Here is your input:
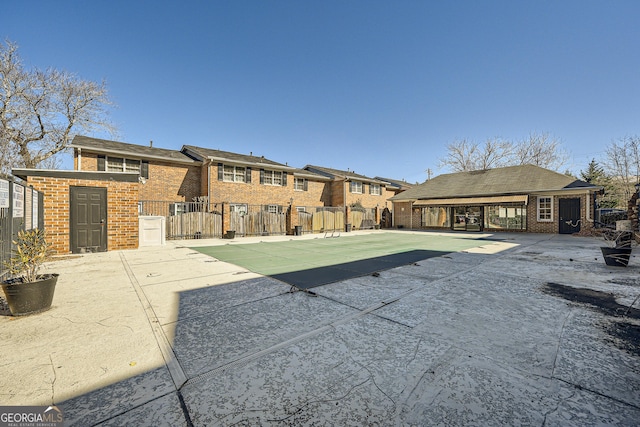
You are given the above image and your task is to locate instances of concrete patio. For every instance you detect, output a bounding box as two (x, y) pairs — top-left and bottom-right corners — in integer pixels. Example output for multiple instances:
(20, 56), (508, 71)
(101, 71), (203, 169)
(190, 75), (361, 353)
(1, 230), (639, 426)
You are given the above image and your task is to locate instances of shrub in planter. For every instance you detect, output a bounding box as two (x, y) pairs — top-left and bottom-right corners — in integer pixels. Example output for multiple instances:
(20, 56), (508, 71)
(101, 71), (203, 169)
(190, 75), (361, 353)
(1, 228), (58, 316)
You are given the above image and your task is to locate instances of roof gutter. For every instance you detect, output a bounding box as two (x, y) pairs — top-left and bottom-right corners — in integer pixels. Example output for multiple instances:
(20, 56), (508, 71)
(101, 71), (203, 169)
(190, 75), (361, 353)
(71, 144), (198, 165)
(206, 155), (297, 171)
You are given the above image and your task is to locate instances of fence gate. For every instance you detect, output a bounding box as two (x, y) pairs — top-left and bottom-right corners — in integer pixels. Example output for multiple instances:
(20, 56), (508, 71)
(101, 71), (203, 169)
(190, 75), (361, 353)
(230, 204), (286, 237)
(352, 207), (376, 230)
(298, 207), (345, 234)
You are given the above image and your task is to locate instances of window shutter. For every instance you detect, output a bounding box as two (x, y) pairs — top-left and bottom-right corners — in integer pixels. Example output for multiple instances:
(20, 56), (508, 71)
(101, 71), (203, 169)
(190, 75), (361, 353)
(97, 155), (105, 171)
(246, 167), (252, 183)
(303, 179), (308, 191)
(141, 161), (149, 179)
(260, 169), (265, 184)
(282, 172), (287, 186)
(218, 163), (223, 181)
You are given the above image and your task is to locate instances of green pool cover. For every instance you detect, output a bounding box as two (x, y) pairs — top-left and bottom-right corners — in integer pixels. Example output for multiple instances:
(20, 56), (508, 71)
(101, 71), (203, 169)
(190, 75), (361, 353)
(191, 233), (486, 289)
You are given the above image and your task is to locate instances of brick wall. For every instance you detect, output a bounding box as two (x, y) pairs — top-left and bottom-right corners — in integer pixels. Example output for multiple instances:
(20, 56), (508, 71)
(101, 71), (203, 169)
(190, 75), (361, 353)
(208, 164), (328, 208)
(344, 182), (389, 209)
(26, 176), (139, 254)
(527, 194), (594, 233)
(78, 151), (201, 202)
(393, 202), (414, 228)
(394, 193), (595, 234)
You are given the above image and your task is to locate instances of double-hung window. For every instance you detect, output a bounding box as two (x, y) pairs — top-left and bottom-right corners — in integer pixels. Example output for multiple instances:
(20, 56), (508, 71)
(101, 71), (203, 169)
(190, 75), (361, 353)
(294, 178), (307, 191)
(537, 197), (553, 221)
(223, 165), (246, 183)
(370, 184), (381, 195)
(100, 155), (148, 178)
(263, 170), (283, 186)
(350, 181), (363, 194)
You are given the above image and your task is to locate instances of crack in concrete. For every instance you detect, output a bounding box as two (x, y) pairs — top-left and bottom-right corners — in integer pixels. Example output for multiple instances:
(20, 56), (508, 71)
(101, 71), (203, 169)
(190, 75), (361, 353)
(541, 389), (576, 426)
(48, 354), (56, 405)
(266, 376), (372, 423)
(551, 309), (573, 378)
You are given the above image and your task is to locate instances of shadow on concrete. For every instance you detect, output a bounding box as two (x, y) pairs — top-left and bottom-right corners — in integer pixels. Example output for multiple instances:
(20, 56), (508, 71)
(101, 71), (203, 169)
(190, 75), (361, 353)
(271, 249), (450, 289)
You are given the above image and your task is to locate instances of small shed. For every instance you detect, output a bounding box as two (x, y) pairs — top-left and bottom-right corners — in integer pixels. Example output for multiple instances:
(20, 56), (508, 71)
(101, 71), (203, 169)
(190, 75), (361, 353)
(13, 169), (140, 254)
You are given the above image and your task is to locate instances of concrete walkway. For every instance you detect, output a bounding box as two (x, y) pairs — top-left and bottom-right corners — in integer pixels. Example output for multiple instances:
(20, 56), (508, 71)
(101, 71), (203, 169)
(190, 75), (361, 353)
(1, 230), (639, 426)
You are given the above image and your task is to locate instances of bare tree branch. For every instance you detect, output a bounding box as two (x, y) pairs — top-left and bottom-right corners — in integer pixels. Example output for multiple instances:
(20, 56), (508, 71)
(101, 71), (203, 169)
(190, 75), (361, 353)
(0, 39), (115, 175)
(438, 132), (567, 173)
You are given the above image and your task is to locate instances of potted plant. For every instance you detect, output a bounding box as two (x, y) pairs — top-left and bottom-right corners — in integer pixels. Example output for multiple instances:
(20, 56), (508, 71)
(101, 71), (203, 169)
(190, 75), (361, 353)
(1, 228), (58, 316)
(600, 229), (633, 267)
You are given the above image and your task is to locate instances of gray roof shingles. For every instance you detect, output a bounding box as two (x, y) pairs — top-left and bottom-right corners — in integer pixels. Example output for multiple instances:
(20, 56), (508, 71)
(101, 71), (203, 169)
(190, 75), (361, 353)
(71, 135), (197, 163)
(391, 165), (599, 201)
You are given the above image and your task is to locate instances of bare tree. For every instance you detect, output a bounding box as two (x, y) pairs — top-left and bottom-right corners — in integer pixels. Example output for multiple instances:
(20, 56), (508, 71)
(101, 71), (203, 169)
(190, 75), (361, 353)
(0, 40), (115, 176)
(477, 138), (512, 170)
(604, 136), (640, 203)
(439, 138), (512, 172)
(510, 132), (568, 171)
(439, 132), (567, 173)
(438, 139), (478, 172)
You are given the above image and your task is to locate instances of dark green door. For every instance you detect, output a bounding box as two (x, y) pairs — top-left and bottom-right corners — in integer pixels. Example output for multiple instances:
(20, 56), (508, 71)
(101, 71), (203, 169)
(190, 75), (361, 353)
(70, 186), (107, 253)
(559, 198), (581, 234)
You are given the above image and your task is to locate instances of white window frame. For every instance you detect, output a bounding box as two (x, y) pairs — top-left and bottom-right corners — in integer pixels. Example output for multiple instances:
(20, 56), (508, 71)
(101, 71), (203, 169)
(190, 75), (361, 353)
(350, 181), (363, 194)
(294, 177), (306, 191)
(230, 203), (248, 215)
(296, 206), (306, 213)
(537, 196), (553, 222)
(370, 184), (381, 195)
(106, 156), (140, 173)
(263, 170), (283, 186)
(224, 165), (246, 183)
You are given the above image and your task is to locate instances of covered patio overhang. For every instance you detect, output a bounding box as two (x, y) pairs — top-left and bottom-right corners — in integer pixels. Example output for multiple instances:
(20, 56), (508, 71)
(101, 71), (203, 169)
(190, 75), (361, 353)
(412, 195), (528, 206)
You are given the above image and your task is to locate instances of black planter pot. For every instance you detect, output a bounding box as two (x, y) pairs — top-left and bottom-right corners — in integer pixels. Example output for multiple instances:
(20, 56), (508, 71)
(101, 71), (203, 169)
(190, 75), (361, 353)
(601, 247), (632, 267)
(1, 274), (59, 316)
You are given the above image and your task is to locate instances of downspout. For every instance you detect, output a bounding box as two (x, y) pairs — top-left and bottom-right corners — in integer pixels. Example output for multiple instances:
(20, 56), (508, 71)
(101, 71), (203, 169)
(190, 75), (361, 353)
(207, 159), (211, 211)
(77, 147), (81, 170)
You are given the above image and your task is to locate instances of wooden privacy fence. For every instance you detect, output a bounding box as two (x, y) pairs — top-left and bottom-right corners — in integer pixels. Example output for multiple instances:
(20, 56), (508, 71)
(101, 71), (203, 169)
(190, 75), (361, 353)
(167, 211), (222, 239)
(351, 207), (376, 229)
(139, 200), (222, 239)
(299, 207), (345, 233)
(230, 205), (286, 236)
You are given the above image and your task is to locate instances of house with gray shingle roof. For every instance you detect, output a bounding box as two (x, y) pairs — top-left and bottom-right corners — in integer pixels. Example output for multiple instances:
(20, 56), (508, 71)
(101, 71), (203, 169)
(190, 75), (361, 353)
(390, 164), (601, 233)
(303, 165), (400, 209)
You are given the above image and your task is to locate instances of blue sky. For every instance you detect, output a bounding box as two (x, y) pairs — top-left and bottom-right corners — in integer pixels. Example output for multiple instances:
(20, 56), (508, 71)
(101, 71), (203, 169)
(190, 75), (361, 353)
(3, 1), (639, 183)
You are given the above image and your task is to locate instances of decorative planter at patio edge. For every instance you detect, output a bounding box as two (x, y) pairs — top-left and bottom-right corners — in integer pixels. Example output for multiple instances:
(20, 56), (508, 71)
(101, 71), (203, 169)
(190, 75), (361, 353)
(600, 247), (632, 267)
(1, 273), (59, 316)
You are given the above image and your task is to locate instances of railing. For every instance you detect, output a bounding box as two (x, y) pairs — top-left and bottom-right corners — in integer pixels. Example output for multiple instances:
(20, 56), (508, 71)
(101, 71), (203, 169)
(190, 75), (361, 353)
(595, 209), (627, 229)
(0, 177), (44, 280)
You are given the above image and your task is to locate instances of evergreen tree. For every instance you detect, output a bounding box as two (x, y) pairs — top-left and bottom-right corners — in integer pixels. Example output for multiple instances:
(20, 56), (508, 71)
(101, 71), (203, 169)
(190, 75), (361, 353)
(580, 159), (618, 208)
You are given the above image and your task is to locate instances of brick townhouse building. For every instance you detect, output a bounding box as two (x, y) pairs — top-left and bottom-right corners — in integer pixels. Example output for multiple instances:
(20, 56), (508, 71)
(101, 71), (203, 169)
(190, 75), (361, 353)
(14, 136), (407, 253)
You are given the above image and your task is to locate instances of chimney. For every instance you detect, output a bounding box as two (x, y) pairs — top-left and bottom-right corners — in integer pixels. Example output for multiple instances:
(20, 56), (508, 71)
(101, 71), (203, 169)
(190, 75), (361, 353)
(149, 140), (153, 148)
